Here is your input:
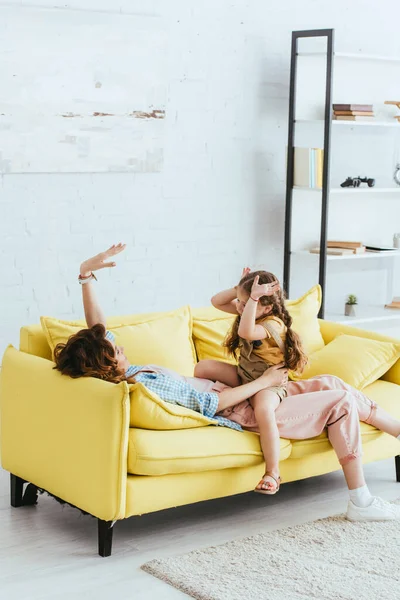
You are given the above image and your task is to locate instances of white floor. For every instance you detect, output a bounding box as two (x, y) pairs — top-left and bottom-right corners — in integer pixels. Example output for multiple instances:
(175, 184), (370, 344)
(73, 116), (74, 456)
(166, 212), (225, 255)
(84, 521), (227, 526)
(0, 459), (399, 600)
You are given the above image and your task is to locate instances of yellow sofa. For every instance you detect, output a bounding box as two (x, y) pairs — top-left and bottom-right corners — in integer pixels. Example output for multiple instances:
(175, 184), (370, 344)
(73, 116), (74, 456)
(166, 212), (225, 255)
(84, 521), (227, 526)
(1, 294), (400, 557)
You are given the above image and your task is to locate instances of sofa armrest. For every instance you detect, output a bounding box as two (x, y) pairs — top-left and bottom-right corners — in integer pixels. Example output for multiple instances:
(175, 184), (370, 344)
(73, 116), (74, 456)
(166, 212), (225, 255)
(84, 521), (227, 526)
(0, 346), (130, 521)
(318, 319), (400, 385)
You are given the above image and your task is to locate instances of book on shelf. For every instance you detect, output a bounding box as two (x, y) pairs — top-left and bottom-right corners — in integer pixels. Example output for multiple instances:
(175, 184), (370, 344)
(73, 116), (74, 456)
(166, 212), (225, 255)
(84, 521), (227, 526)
(333, 115), (375, 121)
(309, 247), (361, 256)
(333, 104), (373, 112)
(294, 147), (323, 188)
(334, 110), (375, 116)
(366, 245), (398, 252)
(385, 297), (400, 309)
(327, 241), (364, 249)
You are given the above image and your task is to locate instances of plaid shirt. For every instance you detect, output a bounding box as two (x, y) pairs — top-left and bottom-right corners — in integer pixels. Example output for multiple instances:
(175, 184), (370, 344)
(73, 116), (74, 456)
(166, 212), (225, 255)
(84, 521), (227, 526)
(106, 331), (242, 431)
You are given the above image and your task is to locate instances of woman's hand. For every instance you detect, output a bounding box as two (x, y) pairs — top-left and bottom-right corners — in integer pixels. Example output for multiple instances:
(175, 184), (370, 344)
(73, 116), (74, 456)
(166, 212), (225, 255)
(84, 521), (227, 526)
(250, 275), (280, 301)
(259, 363), (288, 388)
(80, 243), (126, 277)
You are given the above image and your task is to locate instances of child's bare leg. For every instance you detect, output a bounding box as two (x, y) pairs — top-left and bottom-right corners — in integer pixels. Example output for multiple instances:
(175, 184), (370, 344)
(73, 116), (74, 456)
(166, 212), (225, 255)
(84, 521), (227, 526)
(251, 390), (281, 493)
(194, 359), (240, 387)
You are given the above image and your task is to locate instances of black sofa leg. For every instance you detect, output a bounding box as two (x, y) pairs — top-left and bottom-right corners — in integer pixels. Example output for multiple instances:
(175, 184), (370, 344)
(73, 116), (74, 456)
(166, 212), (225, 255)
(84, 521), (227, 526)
(98, 519), (114, 557)
(10, 474), (25, 507)
(10, 474), (38, 507)
(396, 455), (400, 483)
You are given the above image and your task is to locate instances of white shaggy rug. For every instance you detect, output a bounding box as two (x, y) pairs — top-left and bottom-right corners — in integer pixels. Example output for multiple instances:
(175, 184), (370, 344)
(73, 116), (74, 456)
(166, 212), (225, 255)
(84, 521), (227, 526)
(142, 500), (400, 600)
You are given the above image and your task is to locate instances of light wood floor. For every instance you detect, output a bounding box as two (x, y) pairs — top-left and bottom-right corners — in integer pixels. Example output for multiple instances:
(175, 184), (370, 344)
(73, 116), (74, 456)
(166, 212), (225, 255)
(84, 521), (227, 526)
(0, 459), (399, 600)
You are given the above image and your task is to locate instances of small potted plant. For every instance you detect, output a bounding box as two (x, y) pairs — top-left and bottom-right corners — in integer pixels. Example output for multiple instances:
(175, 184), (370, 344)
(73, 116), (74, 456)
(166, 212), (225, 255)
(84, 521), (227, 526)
(345, 294), (358, 317)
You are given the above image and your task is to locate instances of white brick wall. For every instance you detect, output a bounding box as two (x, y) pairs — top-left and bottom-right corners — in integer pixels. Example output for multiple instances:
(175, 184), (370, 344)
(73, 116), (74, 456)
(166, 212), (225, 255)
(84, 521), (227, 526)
(1, 0), (400, 354)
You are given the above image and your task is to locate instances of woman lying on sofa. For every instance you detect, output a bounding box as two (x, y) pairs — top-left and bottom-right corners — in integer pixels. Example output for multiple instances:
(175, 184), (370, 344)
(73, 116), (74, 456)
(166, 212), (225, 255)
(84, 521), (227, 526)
(54, 244), (400, 522)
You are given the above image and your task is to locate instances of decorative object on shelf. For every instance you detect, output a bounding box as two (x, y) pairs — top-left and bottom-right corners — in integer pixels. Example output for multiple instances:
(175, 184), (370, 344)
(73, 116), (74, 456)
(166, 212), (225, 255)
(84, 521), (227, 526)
(333, 104), (374, 121)
(385, 296), (400, 309)
(340, 176), (375, 188)
(393, 233), (400, 248)
(394, 164), (400, 186)
(384, 100), (400, 122)
(345, 294), (358, 317)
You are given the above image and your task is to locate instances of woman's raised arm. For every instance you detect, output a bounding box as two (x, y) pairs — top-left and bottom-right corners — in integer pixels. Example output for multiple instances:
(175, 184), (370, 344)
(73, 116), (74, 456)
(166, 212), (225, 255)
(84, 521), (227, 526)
(79, 243), (126, 328)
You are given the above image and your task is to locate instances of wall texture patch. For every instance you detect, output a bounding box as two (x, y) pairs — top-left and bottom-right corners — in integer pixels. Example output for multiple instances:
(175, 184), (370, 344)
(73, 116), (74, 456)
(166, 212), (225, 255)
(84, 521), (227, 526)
(0, 8), (166, 173)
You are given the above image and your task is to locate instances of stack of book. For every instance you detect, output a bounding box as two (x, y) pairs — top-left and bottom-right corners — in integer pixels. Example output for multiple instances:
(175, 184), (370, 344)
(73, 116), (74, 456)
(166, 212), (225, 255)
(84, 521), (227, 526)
(333, 104), (374, 122)
(309, 241), (366, 256)
(386, 297), (400, 310)
(294, 147), (324, 188)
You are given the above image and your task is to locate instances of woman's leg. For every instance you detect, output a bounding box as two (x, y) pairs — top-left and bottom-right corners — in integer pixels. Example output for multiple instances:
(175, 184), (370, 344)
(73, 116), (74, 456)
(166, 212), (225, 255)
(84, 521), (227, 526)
(194, 359), (240, 387)
(288, 375), (400, 437)
(251, 391), (281, 493)
(342, 457), (365, 489)
(277, 389), (362, 465)
(276, 388), (400, 519)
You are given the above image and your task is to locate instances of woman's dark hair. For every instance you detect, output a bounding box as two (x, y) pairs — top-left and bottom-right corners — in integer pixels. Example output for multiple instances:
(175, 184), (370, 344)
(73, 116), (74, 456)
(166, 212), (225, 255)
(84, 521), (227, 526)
(225, 270), (308, 373)
(53, 323), (127, 383)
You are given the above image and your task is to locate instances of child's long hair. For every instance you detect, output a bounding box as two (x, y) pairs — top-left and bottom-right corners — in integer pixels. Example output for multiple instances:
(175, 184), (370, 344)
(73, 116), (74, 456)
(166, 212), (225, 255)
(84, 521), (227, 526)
(225, 270), (308, 373)
(53, 323), (128, 383)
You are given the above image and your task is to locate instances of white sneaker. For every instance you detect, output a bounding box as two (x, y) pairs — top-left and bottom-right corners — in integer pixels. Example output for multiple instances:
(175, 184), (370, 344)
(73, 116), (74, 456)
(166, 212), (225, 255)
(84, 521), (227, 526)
(347, 497), (400, 522)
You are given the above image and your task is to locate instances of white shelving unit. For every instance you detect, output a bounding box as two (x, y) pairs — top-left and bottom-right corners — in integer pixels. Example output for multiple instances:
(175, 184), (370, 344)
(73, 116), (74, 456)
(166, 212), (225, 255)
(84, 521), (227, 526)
(288, 37), (400, 327)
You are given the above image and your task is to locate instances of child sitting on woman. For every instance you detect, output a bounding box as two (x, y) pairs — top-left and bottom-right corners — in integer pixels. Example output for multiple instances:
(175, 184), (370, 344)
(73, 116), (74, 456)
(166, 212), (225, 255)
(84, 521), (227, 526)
(195, 269), (307, 495)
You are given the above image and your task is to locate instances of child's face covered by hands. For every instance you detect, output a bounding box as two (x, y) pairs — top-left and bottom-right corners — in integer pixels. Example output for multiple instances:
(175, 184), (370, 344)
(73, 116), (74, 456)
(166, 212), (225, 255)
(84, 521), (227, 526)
(236, 286), (272, 318)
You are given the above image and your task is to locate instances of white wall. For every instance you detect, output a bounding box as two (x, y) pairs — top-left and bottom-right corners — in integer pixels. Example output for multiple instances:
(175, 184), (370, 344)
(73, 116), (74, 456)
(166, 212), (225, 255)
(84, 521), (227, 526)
(1, 0), (400, 354)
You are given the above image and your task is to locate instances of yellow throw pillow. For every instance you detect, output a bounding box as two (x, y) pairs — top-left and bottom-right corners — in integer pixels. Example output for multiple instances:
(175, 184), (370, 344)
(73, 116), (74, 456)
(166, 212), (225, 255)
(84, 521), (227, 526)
(41, 306), (197, 376)
(192, 285), (325, 364)
(191, 306), (237, 364)
(285, 285), (325, 354)
(129, 382), (217, 429)
(300, 334), (400, 389)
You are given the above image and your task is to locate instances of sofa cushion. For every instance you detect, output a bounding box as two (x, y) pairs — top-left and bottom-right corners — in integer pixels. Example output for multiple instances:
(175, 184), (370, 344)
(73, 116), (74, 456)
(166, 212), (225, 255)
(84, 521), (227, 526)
(20, 324), (52, 360)
(289, 379), (400, 459)
(191, 307), (237, 364)
(127, 427), (292, 476)
(192, 285), (325, 363)
(40, 306), (197, 376)
(285, 285), (325, 354)
(300, 334), (400, 390)
(129, 382), (218, 429)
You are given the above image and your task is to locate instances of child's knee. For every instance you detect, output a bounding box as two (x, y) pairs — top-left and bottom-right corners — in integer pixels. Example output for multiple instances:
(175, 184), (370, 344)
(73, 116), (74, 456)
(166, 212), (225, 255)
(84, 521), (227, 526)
(252, 392), (280, 413)
(194, 360), (211, 378)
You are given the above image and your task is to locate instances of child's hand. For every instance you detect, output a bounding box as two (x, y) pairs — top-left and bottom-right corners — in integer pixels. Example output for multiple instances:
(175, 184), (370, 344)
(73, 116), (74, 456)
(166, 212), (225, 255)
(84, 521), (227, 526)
(251, 275), (280, 300)
(80, 243), (126, 276)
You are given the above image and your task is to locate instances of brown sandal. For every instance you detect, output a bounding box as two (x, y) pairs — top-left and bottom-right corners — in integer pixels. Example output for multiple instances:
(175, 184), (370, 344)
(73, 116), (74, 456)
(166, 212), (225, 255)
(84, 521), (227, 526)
(254, 474), (281, 495)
